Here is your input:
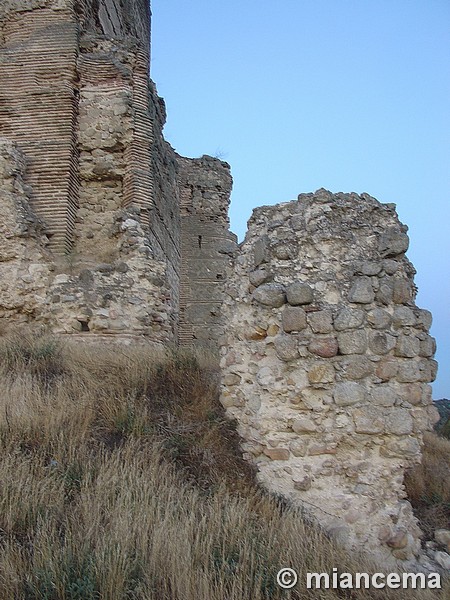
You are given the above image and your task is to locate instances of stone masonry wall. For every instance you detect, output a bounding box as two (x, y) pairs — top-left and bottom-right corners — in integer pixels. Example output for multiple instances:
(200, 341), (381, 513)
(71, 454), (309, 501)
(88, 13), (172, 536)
(0, 139), (52, 327)
(220, 189), (438, 567)
(0, 0), (182, 342)
(0, 0), (442, 568)
(0, 0), (79, 254)
(178, 155), (237, 346)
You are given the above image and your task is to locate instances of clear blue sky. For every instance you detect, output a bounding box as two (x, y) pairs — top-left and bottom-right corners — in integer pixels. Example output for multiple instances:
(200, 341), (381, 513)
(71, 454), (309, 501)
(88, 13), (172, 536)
(151, 0), (450, 399)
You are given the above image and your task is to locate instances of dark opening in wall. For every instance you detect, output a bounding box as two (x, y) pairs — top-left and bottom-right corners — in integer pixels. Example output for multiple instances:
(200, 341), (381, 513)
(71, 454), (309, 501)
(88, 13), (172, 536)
(77, 319), (90, 332)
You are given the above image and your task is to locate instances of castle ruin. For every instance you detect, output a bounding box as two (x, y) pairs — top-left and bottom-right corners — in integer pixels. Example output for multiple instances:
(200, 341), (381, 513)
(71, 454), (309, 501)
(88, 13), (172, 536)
(0, 0), (439, 568)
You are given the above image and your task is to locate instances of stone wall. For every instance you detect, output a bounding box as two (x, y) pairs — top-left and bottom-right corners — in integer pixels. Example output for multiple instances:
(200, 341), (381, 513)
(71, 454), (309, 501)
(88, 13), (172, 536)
(178, 155), (237, 346)
(219, 189), (438, 566)
(0, 0), (183, 341)
(0, 139), (52, 327)
(0, 0), (79, 253)
(0, 0), (442, 568)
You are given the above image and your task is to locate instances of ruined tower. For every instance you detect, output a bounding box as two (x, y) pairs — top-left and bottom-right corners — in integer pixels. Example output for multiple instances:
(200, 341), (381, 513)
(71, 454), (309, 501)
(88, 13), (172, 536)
(0, 0), (235, 344)
(0, 0), (440, 569)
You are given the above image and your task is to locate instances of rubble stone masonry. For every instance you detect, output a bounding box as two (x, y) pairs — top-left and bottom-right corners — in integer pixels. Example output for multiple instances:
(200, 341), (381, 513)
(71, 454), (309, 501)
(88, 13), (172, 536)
(0, 0), (440, 568)
(219, 190), (439, 566)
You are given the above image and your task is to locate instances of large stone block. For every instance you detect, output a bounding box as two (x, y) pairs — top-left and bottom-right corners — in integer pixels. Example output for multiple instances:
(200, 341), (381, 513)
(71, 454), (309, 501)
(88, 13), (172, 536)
(348, 277), (375, 303)
(252, 283), (286, 307)
(334, 308), (365, 331)
(334, 382), (366, 406)
(307, 309), (333, 333)
(337, 330), (368, 355)
(285, 281), (314, 305)
(282, 306), (307, 332)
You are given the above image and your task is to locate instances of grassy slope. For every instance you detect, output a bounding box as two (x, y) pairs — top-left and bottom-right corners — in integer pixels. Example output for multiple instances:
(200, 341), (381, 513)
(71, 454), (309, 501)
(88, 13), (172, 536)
(0, 332), (447, 599)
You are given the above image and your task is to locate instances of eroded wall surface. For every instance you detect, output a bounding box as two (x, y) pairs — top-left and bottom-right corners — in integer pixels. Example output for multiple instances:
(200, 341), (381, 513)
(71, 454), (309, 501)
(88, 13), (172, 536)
(178, 155), (237, 346)
(0, 0), (185, 342)
(220, 189), (438, 566)
(0, 0), (79, 254)
(0, 1), (442, 568)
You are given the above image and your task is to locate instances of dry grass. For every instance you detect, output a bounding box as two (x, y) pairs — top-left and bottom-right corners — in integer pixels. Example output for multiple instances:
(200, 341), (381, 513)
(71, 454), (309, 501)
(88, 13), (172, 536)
(0, 331), (447, 599)
(404, 432), (450, 539)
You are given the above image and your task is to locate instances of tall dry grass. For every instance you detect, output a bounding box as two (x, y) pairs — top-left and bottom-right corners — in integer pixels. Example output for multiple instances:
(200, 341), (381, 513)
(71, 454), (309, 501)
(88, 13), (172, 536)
(0, 331), (447, 599)
(404, 432), (450, 539)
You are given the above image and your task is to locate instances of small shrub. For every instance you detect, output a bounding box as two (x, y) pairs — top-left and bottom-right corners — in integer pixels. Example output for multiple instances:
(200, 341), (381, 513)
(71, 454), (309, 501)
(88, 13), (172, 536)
(0, 330), (65, 384)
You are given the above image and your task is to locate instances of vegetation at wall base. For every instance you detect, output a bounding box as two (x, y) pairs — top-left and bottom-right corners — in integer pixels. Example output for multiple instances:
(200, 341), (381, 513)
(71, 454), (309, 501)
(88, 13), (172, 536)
(404, 433), (450, 540)
(0, 331), (447, 599)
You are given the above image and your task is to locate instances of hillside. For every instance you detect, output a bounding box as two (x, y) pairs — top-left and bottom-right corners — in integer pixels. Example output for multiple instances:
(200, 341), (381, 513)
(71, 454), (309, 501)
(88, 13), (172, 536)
(0, 332), (448, 599)
(434, 399), (450, 438)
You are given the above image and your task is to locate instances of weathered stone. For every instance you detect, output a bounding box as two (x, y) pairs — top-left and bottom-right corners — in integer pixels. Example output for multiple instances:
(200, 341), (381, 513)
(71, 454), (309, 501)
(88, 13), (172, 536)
(223, 373), (241, 386)
(249, 267), (272, 287)
(395, 361), (419, 383)
(380, 438), (420, 458)
(337, 330), (368, 355)
(334, 382), (366, 406)
(301, 388), (332, 410)
(385, 408), (413, 435)
(415, 309), (432, 330)
(293, 475), (312, 491)
(419, 335), (436, 358)
(244, 326), (267, 340)
(348, 277), (374, 303)
(274, 335), (299, 361)
(266, 323), (280, 336)
(308, 337), (338, 358)
(282, 306), (307, 332)
(393, 279), (413, 304)
(359, 261), (382, 276)
(308, 443), (337, 456)
(256, 367), (274, 387)
(273, 243), (296, 260)
(253, 234), (270, 266)
(340, 357), (374, 380)
(379, 228), (409, 257)
(435, 530), (450, 553)
(308, 363), (335, 384)
(369, 331), (396, 355)
(382, 259), (399, 274)
(386, 529), (409, 549)
(375, 358), (398, 381)
(367, 308), (392, 330)
(220, 392), (244, 409)
(264, 447), (290, 460)
(370, 385), (397, 407)
(252, 283), (286, 307)
(397, 383), (423, 406)
(376, 277), (394, 304)
(334, 308), (365, 331)
(353, 406), (385, 434)
(285, 282), (314, 305)
(289, 440), (308, 457)
(307, 309), (333, 333)
(292, 417), (318, 434)
(394, 335), (420, 358)
(392, 306), (415, 327)
(420, 359), (438, 383)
